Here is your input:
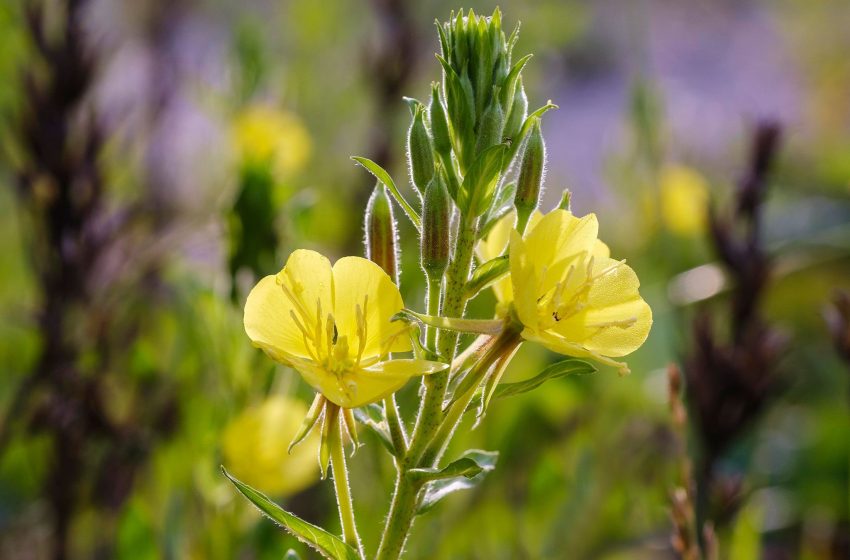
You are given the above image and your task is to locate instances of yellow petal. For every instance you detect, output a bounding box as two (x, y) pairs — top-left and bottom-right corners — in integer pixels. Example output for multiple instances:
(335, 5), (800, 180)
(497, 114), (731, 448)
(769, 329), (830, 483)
(522, 330), (633, 375)
(592, 239), (610, 259)
(549, 258), (652, 357)
(244, 275), (312, 362)
(524, 210), (598, 272)
(509, 230), (541, 330)
(277, 249), (334, 318)
(476, 210), (544, 305)
(331, 256), (411, 359)
(347, 359), (446, 408)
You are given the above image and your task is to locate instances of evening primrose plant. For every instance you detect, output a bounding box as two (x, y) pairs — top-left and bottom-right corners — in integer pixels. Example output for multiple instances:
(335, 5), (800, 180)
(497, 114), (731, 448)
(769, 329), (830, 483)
(222, 10), (652, 560)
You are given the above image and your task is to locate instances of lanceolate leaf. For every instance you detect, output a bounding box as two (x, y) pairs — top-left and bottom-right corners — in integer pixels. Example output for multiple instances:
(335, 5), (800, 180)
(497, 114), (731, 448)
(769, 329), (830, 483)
(465, 358), (597, 415)
(407, 456), (485, 485)
(351, 157), (422, 231)
(458, 143), (507, 217)
(416, 450), (499, 514)
(465, 255), (509, 298)
(221, 468), (360, 560)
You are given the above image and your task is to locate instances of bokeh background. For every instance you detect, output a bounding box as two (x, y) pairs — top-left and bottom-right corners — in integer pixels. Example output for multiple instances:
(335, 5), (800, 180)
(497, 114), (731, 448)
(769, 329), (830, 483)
(1, 0), (848, 558)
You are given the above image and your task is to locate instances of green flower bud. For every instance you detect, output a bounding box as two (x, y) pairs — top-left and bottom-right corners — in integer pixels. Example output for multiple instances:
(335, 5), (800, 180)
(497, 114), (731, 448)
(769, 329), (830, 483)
(364, 183), (398, 282)
(429, 82), (452, 158)
(514, 119), (545, 234)
(407, 105), (435, 194)
(503, 79), (528, 143)
(474, 95), (504, 157)
(420, 170), (451, 280)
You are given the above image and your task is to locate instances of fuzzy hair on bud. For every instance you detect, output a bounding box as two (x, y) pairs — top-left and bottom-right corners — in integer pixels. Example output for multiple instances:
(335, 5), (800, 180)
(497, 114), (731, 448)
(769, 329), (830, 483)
(364, 183), (400, 282)
(420, 170), (451, 280)
(407, 104), (435, 195)
(514, 118), (546, 234)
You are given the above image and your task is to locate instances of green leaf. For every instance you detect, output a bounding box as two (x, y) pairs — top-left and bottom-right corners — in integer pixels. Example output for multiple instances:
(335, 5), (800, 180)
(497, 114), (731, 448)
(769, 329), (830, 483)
(408, 456), (485, 485)
(392, 309), (504, 336)
(465, 255), (509, 298)
(505, 101), (558, 171)
(352, 404), (395, 456)
(221, 467), (360, 560)
(351, 157), (421, 231)
(469, 359), (596, 413)
(499, 54), (532, 110)
(457, 143), (507, 217)
(416, 450), (499, 514)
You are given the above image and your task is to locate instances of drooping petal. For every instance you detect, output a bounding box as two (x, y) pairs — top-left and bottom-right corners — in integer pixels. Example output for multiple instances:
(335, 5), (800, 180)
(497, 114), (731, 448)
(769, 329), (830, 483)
(332, 256), (411, 360)
(244, 275), (313, 362)
(346, 359), (447, 408)
(522, 329), (632, 375)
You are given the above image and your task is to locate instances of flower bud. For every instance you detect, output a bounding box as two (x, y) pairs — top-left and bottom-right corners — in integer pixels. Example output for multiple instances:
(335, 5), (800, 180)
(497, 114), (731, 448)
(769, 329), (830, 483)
(429, 82), (452, 158)
(420, 170), (451, 280)
(503, 79), (527, 143)
(364, 183), (398, 282)
(514, 118), (545, 234)
(407, 105), (435, 194)
(474, 95), (504, 157)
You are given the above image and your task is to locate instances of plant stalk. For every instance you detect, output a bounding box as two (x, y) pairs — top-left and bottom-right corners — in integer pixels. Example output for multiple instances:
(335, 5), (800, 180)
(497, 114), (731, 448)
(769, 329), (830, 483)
(330, 414), (363, 557)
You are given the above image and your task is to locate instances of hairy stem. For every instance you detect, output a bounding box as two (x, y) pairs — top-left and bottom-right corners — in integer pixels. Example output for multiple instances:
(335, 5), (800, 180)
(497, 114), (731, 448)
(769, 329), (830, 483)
(330, 415), (363, 557)
(406, 218), (478, 466)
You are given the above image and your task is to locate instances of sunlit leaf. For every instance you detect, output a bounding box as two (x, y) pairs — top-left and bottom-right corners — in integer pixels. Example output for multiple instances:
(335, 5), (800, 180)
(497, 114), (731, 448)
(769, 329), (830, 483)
(351, 157), (421, 230)
(416, 450), (499, 514)
(221, 467), (360, 560)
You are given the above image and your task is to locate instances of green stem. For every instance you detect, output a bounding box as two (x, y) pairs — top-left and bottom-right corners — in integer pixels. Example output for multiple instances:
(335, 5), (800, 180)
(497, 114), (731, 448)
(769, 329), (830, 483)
(374, 475), (420, 560)
(421, 325), (522, 466)
(406, 218), (479, 466)
(384, 394), (407, 457)
(330, 415), (363, 557)
(424, 276), (442, 357)
(375, 325), (522, 559)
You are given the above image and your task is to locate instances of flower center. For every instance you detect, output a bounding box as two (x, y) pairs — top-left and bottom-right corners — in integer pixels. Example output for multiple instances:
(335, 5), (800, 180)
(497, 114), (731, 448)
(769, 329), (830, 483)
(279, 279), (371, 374)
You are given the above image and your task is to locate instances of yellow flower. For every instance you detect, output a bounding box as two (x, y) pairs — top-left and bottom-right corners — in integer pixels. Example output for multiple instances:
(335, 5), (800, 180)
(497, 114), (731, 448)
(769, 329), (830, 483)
(476, 210), (542, 307)
(221, 396), (319, 496)
(232, 104), (312, 176)
(659, 164), (709, 237)
(509, 210), (652, 374)
(244, 249), (445, 408)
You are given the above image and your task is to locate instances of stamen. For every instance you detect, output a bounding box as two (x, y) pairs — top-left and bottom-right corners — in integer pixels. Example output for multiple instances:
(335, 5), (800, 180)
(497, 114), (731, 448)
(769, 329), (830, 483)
(325, 313), (335, 363)
(290, 310), (319, 361)
(355, 303), (366, 366)
(279, 280), (313, 328)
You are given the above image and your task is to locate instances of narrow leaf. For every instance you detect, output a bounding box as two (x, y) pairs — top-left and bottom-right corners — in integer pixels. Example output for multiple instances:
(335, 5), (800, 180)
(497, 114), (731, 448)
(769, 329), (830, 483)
(392, 309), (504, 336)
(351, 157), (421, 231)
(466, 358), (597, 414)
(222, 468), (360, 560)
(416, 450), (499, 514)
(465, 255), (509, 298)
(407, 456), (484, 485)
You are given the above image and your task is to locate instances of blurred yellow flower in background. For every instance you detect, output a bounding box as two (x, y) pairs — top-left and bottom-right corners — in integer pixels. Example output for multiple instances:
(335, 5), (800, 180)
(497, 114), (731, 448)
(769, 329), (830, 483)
(221, 395), (319, 496)
(659, 164), (710, 237)
(509, 210), (652, 374)
(244, 250), (445, 408)
(232, 104), (312, 176)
